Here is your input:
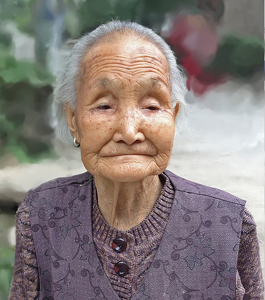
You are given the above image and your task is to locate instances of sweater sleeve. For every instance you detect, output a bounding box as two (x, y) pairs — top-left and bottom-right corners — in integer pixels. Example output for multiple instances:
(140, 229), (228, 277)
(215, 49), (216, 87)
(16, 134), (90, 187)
(237, 207), (264, 299)
(8, 200), (39, 300)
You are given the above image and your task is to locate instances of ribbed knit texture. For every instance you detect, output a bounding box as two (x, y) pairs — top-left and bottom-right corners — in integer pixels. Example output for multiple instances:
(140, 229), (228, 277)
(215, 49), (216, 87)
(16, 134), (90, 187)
(92, 173), (175, 299)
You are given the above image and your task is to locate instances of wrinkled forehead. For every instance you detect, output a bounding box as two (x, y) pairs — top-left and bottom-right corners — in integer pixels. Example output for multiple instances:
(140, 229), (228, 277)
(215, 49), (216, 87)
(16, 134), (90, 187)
(83, 29), (169, 62)
(77, 32), (170, 89)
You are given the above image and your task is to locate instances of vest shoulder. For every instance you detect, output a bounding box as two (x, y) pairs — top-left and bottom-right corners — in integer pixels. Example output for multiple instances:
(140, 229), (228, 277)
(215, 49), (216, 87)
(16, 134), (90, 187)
(165, 169), (246, 206)
(30, 172), (93, 193)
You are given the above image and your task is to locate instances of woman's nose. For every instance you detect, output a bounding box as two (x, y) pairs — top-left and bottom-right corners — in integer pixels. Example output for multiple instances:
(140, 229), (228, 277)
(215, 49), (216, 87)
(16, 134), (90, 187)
(113, 109), (145, 145)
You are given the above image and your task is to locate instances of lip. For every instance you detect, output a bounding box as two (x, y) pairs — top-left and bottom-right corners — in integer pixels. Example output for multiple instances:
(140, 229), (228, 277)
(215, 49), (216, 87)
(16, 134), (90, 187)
(103, 154), (153, 157)
(100, 145), (157, 157)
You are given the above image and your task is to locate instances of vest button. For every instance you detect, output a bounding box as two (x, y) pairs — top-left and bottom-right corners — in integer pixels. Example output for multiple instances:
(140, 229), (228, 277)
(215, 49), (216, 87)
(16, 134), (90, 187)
(112, 237), (127, 253)
(114, 262), (129, 277)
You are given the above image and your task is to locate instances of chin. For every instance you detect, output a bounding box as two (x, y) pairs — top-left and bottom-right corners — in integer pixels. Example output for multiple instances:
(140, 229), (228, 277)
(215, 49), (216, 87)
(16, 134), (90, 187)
(96, 162), (161, 183)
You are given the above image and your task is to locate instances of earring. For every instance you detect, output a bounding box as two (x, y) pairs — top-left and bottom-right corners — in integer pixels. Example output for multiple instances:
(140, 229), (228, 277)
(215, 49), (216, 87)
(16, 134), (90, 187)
(73, 137), (80, 148)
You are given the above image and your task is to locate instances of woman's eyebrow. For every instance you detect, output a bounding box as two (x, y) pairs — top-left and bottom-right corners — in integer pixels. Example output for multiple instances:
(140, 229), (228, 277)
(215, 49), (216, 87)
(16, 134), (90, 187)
(137, 77), (168, 90)
(91, 76), (167, 92)
(92, 77), (123, 90)
(150, 77), (164, 87)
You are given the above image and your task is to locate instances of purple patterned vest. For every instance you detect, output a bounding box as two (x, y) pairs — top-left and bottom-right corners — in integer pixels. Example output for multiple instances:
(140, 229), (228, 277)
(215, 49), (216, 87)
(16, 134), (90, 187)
(28, 170), (245, 300)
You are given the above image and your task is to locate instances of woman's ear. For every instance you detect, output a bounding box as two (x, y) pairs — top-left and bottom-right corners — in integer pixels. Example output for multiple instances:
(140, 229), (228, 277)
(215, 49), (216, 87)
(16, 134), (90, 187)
(64, 104), (79, 140)
(173, 102), (179, 120)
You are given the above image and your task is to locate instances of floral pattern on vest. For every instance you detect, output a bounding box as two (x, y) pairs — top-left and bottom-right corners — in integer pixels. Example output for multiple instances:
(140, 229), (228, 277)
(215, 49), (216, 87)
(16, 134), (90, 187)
(28, 170), (245, 300)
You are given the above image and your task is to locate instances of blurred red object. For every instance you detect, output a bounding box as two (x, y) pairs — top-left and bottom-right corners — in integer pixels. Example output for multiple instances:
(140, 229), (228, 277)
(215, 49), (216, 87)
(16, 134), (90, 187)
(166, 14), (226, 95)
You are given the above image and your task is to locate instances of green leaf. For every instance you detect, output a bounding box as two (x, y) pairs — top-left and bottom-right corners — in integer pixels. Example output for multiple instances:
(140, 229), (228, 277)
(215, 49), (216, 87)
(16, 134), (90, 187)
(114, 0), (141, 20)
(0, 247), (15, 299)
(207, 35), (264, 78)
(142, 0), (195, 15)
(78, 0), (115, 33)
(0, 55), (54, 86)
(0, 31), (12, 49)
(64, 8), (80, 36)
(0, 247), (15, 269)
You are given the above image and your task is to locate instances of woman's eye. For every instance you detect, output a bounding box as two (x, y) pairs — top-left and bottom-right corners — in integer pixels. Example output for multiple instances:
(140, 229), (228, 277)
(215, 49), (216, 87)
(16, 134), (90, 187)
(147, 106), (159, 111)
(98, 105), (111, 110)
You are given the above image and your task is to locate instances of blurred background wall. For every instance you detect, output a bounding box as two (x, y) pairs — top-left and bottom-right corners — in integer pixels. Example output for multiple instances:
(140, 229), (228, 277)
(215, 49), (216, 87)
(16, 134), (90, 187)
(0, 0), (263, 298)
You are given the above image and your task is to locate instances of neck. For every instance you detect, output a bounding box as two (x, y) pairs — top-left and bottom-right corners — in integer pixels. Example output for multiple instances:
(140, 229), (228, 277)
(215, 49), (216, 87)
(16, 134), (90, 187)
(94, 175), (162, 231)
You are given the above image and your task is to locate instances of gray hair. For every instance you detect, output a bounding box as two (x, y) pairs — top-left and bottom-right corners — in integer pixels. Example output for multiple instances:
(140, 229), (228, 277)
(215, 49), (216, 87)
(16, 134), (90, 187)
(54, 20), (187, 144)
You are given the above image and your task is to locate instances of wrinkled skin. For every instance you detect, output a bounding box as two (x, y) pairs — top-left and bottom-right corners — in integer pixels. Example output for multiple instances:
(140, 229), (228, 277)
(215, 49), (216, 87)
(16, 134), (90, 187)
(65, 34), (178, 230)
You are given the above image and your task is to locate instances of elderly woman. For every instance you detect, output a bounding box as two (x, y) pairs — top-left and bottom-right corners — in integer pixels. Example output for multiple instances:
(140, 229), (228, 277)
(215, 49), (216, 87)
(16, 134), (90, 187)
(9, 21), (263, 300)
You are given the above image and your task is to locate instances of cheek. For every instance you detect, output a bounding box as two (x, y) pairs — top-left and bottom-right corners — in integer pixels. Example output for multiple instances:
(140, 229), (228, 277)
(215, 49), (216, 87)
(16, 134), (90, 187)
(144, 118), (175, 152)
(77, 115), (114, 151)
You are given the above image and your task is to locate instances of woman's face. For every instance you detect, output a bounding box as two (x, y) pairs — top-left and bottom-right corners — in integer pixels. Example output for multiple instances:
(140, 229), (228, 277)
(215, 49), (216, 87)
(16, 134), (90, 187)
(65, 36), (178, 182)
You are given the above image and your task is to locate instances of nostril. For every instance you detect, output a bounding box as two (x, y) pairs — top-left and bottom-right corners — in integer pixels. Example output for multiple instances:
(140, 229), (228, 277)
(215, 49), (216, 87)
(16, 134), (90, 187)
(117, 140), (142, 145)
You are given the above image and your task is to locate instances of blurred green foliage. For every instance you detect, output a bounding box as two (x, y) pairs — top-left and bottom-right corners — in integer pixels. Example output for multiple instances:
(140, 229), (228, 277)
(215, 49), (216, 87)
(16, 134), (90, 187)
(0, 35), (55, 162)
(0, 0), (55, 163)
(0, 246), (15, 300)
(0, 0), (36, 37)
(76, 0), (196, 34)
(207, 35), (264, 78)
